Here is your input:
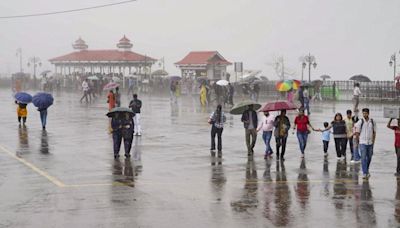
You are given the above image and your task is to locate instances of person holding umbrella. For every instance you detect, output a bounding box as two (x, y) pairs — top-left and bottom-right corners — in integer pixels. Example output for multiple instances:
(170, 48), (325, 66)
(32, 92), (53, 130)
(241, 105), (258, 156)
(108, 108), (135, 159)
(274, 110), (291, 161)
(14, 92), (32, 126)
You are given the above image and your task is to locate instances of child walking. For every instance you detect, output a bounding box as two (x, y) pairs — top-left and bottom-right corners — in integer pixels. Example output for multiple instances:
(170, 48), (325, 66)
(317, 122), (331, 157)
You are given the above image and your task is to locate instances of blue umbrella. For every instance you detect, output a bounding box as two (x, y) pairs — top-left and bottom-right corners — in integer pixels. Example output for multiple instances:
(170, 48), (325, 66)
(32, 92), (54, 109)
(14, 92), (32, 104)
(169, 75), (182, 81)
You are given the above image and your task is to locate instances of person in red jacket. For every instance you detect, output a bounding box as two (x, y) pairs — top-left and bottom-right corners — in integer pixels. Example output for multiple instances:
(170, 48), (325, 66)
(293, 108), (315, 158)
(387, 118), (400, 177)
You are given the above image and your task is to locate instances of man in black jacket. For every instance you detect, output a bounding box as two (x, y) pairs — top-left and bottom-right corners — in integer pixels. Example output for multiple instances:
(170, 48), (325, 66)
(241, 105), (258, 156)
(129, 94), (142, 136)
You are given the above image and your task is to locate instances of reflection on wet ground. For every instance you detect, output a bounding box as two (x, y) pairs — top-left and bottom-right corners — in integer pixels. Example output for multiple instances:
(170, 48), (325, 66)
(0, 90), (400, 227)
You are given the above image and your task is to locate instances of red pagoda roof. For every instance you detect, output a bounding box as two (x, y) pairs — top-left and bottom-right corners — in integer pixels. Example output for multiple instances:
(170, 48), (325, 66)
(49, 50), (156, 62)
(175, 51), (231, 66)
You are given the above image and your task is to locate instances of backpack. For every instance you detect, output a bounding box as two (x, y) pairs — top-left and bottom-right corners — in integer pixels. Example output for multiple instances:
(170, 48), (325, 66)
(359, 118), (375, 133)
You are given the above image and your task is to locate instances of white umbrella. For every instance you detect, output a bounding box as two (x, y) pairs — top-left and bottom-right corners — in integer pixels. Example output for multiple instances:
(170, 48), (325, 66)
(216, 79), (229, 86)
(88, 75), (99, 80)
(112, 76), (121, 82)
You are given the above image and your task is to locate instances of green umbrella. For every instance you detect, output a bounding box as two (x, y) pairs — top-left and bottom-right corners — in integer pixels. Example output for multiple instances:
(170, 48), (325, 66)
(106, 107), (134, 117)
(230, 100), (261, 115)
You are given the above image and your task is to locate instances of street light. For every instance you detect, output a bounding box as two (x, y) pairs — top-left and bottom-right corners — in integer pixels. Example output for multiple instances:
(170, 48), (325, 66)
(301, 62), (307, 81)
(389, 52), (398, 80)
(27, 56), (41, 89)
(302, 53), (317, 82)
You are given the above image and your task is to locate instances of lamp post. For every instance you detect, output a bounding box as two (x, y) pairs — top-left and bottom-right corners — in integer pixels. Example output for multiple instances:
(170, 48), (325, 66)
(302, 53), (317, 82)
(27, 56), (41, 89)
(389, 52), (398, 80)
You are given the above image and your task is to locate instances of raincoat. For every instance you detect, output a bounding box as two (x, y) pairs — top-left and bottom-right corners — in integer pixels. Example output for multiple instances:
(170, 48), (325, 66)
(17, 103), (27, 117)
(200, 85), (207, 106)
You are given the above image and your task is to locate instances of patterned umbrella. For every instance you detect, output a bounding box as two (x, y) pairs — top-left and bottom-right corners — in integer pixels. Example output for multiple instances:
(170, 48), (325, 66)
(103, 82), (120, 91)
(258, 100), (298, 112)
(32, 92), (53, 109)
(292, 80), (302, 90)
(276, 80), (292, 92)
(14, 92), (32, 104)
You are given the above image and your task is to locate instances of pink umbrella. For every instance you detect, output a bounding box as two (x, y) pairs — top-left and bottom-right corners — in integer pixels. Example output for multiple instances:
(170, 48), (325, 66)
(258, 100), (298, 112)
(103, 82), (120, 91)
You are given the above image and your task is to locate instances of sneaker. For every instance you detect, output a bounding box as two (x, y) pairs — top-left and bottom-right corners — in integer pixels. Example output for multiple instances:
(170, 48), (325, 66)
(362, 174), (368, 179)
(367, 173), (371, 178)
(210, 150), (216, 157)
(280, 156), (285, 161)
(125, 153), (131, 158)
(350, 160), (355, 164)
(217, 151), (222, 158)
(137, 133), (142, 136)
(354, 160), (361, 164)
(114, 154), (120, 159)
(337, 157), (341, 160)
(264, 154), (268, 160)
(324, 152), (328, 157)
(301, 154), (305, 158)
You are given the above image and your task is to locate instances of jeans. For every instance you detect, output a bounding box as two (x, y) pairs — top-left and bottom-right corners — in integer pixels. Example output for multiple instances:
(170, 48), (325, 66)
(353, 139), (361, 161)
(304, 99), (310, 115)
(262, 131), (273, 155)
(296, 131), (308, 154)
(323, 140), (329, 153)
(40, 110), (47, 128)
(245, 129), (257, 153)
(211, 126), (223, 151)
(345, 137), (354, 159)
(334, 138), (347, 158)
(360, 144), (374, 175)
(276, 136), (288, 158)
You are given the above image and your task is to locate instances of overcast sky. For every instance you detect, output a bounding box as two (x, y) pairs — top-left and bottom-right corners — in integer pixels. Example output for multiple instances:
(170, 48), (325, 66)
(1, 0), (400, 80)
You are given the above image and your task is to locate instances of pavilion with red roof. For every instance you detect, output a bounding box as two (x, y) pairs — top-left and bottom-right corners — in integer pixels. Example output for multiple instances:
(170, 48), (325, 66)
(49, 36), (157, 77)
(175, 51), (231, 80)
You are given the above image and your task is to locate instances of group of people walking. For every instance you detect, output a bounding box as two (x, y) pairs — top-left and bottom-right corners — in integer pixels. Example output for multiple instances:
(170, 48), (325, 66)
(208, 101), (400, 180)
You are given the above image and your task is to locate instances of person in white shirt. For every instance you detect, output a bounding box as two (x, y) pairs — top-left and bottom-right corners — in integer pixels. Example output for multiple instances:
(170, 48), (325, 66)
(354, 108), (376, 179)
(257, 111), (275, 160)
(353, 83), (362, 112)
(80, 79), (89, 103)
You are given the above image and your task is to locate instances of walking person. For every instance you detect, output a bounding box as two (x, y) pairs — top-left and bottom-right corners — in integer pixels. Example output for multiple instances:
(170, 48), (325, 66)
(129, 94), (142, 136)
(344, 110), (358, 162)
(227, 83), (235, 106)
(241, 105), (258, 156)
(200, 83), (208, 106)
(257, 111), (275, 160)
(107, 90), (116, 111)
(303, 87), (311, 115)
(293, 108), (315, 158)
(273, 109), (290, 161)
(111, 112), (135, 159)
(38, 107), (48, 130)
(353, 83), (362, 112)
(321, 113), (348, 160)
(115, 87), (121, 107)
(316, 122), (331, 157)
(208, 104), (226, 157)
(16, 101), (28, 126)
(354, 108), (376, 179)
(387, 118), (400, 177)
(80, 79), (89, 103)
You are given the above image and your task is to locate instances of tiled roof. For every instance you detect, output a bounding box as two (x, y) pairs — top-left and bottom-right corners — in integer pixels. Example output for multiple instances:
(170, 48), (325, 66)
(49, 50), (156, 62)
(175, 51), (231, 65)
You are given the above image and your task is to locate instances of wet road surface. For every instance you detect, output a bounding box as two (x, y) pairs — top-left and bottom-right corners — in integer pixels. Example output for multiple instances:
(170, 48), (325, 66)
(0, 89), (399, 227)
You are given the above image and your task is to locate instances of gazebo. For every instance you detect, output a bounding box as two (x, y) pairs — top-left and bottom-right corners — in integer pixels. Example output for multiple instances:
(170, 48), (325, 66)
(175, 51), (231, 80)
(49, 36), (157, 86)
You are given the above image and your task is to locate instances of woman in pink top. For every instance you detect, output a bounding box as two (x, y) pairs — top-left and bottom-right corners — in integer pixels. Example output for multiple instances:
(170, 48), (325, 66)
(257, 111), (275, 159)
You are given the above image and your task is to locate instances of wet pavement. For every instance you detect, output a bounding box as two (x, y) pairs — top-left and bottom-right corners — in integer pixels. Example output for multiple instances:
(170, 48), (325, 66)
(0, 89), (400, 227)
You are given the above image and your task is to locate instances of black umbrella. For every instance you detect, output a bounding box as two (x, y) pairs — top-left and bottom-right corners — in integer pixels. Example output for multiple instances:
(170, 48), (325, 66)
(349, 74), (371, 82)
(320, 75), (331, 80)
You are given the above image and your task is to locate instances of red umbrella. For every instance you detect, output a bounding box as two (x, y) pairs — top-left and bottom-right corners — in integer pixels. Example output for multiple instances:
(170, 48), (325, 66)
(258, 100), (298, 112)
(103, 82), (120, 91)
